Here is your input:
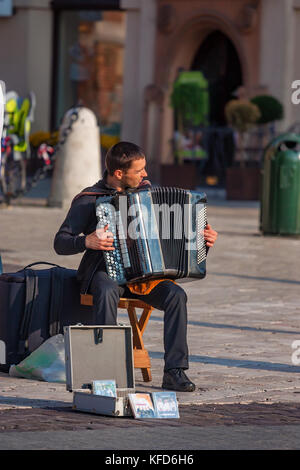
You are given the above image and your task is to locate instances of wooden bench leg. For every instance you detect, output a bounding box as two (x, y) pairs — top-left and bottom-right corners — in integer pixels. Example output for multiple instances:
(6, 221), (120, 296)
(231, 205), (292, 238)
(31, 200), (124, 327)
(127, 305), (153, 382)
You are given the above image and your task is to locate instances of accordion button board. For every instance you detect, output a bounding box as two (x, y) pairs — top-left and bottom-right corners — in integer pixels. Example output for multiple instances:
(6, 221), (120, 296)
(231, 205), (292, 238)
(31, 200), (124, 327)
(96, 202), (128, 285)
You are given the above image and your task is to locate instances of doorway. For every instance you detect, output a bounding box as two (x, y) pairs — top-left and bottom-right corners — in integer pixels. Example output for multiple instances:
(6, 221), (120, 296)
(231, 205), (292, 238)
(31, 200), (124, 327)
(190, 30), (243, 185)
(191, 30), (243, 125)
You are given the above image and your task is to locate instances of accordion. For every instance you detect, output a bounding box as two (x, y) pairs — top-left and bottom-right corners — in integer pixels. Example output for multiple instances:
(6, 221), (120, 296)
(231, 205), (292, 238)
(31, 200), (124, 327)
(95, 187), (207, 285)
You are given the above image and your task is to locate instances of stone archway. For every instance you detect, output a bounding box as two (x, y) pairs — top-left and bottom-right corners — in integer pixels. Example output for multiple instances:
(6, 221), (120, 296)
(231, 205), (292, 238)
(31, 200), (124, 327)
(154, 11), (249, 167)
(191, 30), (243, 126)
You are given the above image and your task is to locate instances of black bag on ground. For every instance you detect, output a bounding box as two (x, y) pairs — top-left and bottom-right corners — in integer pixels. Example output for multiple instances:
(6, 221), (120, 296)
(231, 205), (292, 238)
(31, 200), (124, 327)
(0, 262), (94, 370)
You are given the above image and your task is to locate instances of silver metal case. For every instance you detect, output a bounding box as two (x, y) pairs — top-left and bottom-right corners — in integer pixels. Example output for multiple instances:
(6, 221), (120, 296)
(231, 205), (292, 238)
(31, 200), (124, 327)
(64, 325), (135, 417)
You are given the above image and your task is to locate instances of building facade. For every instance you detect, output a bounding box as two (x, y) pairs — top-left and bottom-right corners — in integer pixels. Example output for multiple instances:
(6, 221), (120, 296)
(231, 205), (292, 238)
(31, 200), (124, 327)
(126, 0), (300, 183)
(0, 0), (300, 187)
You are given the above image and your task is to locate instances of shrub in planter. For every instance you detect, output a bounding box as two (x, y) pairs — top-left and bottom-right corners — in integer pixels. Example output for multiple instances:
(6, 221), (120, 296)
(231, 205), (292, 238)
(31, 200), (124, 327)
(170, 71), (209, 164)
(225, 99), (261, 166)
(250, 95), (283, 124)
(171, 81), (209, 129)
(225, 99), (261, 133)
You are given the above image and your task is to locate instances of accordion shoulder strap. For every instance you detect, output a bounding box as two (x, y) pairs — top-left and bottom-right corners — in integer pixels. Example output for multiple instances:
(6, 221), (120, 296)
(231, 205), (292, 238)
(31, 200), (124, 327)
(76, 191), (106, 197)
(72, 180), (151, 204)
(72, 190), (108, 204)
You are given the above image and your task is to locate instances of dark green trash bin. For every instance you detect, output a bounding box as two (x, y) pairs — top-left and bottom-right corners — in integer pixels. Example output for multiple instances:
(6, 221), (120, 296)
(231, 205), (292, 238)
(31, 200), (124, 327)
(260, 133), (300, 235)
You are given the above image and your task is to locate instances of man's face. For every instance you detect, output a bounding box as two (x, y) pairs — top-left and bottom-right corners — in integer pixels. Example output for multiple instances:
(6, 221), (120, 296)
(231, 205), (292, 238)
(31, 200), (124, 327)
(119, 157), (148, 189)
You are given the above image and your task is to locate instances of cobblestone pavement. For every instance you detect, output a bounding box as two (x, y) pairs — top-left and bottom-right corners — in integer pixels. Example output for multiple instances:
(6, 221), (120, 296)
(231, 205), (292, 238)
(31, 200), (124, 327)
(0, 181), (300, 449)
(2, 402), (300, 432)
(1, 403), (300, 450)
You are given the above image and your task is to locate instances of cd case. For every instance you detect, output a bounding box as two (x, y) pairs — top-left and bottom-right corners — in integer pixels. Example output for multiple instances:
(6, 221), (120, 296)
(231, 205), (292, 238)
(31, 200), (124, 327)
(128, 392), (180, 419)
(128, 393), (156, 419)
(92, 380), (117, 397)
(152, 392), (180, 418)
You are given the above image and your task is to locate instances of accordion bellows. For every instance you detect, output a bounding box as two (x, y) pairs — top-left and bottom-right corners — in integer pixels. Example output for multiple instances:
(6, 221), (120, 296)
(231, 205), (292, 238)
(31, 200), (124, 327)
(96, 187), (207, 285)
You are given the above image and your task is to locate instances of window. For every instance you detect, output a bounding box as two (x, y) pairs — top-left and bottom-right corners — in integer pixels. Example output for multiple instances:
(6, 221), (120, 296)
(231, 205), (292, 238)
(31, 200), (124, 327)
(54, 9), (126, 138)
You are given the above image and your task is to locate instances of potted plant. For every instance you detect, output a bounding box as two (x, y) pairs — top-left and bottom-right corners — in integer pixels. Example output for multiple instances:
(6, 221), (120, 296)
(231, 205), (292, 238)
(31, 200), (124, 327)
(250, 94), (283, 147)
(225, 99), (261, 167)
(250, 94), (283, 126)
(160, 71), (209, 189)
(225, 98), (261, 199)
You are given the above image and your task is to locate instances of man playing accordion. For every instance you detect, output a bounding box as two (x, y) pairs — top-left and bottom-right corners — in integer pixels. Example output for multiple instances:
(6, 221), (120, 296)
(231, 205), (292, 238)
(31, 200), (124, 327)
(54, 142), (218, 392)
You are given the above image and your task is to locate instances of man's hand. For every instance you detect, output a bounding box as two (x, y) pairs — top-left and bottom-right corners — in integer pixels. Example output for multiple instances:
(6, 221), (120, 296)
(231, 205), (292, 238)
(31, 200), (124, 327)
(85, 224), (115, 251)
(204, 224), (218, 248)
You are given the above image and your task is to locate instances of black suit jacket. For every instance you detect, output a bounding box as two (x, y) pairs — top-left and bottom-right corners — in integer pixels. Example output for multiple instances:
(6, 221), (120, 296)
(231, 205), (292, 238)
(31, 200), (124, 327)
(53, 171), (151, 294)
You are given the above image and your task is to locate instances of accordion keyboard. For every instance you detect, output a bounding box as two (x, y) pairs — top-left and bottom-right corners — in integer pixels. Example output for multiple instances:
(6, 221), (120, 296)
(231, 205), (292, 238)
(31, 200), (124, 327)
(96, 203), (127, 284)
(196, 205), (207, 265)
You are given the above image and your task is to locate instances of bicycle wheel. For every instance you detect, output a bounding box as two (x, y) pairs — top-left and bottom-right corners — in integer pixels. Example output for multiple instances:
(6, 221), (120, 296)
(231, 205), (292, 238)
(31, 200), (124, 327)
(0, 150), (26, 203)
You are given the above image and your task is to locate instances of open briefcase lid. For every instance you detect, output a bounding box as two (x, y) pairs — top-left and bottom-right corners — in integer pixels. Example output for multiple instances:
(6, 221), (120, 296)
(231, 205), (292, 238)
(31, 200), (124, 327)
(64, 325), (135, 392)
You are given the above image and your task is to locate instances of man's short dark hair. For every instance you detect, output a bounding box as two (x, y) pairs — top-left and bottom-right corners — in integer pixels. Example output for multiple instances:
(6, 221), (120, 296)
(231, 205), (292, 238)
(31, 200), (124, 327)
(105, 141), (146, 176)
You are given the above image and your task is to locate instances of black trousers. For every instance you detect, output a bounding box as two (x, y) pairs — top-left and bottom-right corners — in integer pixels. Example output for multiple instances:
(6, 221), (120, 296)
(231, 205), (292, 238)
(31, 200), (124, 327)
(89, 271), (189, 372)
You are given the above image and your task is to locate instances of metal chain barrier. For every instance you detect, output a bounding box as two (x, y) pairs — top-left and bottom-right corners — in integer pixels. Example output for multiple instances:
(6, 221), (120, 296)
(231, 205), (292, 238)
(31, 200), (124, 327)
(2, 108), (79, 201)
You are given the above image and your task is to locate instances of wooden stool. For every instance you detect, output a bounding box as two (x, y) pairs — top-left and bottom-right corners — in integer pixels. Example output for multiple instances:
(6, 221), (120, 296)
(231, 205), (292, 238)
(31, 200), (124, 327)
(80, 294), (154, 382)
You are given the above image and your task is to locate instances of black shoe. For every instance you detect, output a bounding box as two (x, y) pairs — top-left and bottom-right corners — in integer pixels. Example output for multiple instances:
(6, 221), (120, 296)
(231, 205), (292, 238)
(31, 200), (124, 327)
(162, 368), (196, 392)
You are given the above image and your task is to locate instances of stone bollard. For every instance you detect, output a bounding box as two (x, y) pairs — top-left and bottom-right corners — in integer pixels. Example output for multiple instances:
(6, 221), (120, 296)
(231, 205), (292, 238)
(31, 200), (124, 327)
(48, 107), (101, 208)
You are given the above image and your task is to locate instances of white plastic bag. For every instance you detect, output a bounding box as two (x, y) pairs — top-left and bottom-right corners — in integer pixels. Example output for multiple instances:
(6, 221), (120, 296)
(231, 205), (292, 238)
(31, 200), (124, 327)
(9, 334), (66, 383)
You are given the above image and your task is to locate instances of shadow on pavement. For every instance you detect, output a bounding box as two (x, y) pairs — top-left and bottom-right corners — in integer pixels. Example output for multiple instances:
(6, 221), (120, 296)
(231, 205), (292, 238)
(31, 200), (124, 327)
(211, 271), (300, 285)
(148, 351), (300, 373)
